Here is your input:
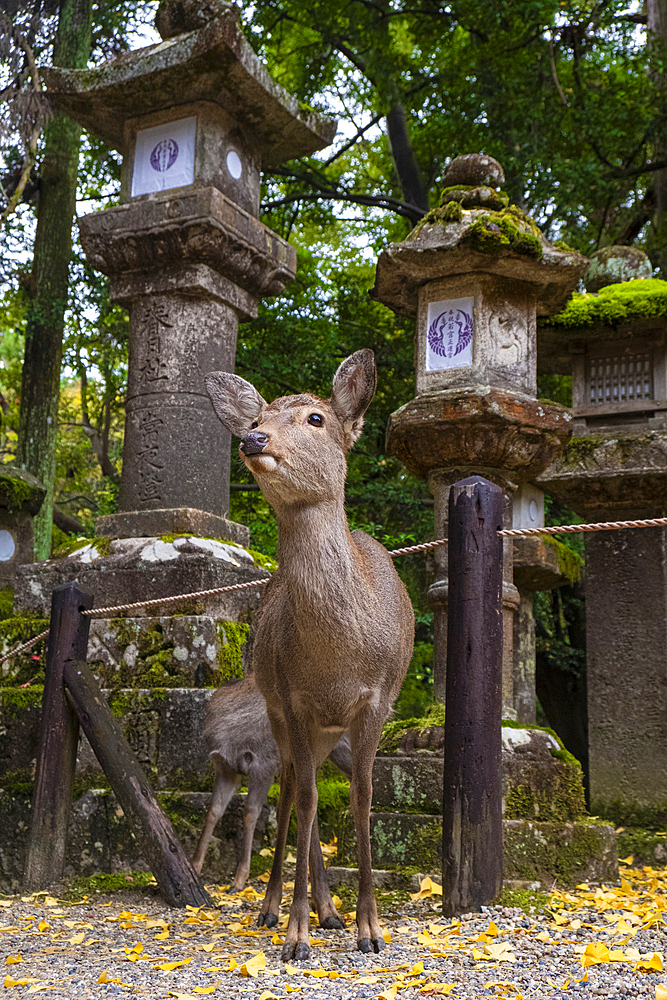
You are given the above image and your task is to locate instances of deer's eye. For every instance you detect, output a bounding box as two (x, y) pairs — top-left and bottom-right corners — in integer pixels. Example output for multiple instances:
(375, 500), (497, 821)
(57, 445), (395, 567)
(250, 421), (259, 429)
(308, 413), (324, 427)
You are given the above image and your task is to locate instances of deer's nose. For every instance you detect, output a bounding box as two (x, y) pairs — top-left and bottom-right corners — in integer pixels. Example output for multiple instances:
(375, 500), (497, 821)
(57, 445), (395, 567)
(240, 430), (269, 456)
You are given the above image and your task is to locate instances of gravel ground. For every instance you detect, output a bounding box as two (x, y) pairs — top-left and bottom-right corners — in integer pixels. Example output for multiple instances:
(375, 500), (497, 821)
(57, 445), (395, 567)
(1, 865), (666, 1000)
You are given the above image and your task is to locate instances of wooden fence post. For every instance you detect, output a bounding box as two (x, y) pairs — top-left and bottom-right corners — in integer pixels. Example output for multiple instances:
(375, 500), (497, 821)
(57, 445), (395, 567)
(442, 475), (503, 915)
(25, 582), (93, 890)
(64, 658), (211, 908)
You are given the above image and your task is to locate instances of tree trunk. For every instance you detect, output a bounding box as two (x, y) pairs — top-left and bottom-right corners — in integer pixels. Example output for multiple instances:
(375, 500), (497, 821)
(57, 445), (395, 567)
(386, 102), (429, 218)
(648, 0), (667, 276)
(17, 0), (92, 560)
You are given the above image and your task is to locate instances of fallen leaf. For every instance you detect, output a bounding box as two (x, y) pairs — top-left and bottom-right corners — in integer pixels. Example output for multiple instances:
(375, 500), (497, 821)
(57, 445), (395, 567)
(656, 986), (667, 999)
(68, 932), (85, 945)
(156, 958), (193, 972)
(37, 920), (49, 933)
(4, 976), (30, 988)
(97, 971), (121, 984)
(635, 953), (663, 973)
(377, 988), (398, 1000)
(239, 952), (266, 978)
(4, 957), (22, 966)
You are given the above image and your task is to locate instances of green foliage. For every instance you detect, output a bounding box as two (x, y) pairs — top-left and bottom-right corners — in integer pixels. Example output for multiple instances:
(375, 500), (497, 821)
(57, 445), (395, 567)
(542, 279), (667, 330)
(0, 586), (14, 621)
(392, 642), (434, 719)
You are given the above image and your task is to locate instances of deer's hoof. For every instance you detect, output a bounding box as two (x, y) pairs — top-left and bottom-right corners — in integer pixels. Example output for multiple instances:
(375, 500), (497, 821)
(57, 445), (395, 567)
(320, 915), (345, 930)
(358, 936), (383, 954)
(280, 940), (310, 962)
(258, 911), (278, 928)
(227, 886), (240, 895)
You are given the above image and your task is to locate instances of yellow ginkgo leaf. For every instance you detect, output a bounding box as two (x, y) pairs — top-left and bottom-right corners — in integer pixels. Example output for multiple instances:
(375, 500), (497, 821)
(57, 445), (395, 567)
(156, 958), (193, 972)
(382, 929), (392, 944)
(257, 993), (282, 1000)
(635, 954), (663, 973)
(4, 956), (22, 965)
(200, 943), (215, 953)
(486, 921), (499, 938)
(69, 932), (85, 945)
(655, 985), (667, 999)
(421, 986), (457, 996)
(37, 920), (49, 932)
(619, 855), (634, 865)
(193, 985), (219, 994)
(240, 952), (267, 978)
(377, 988), (398, 1000)
(582, 943), (610, 967)
(97, 971), (121, 984)
(222, 959), (237, 973)
(4, 976), (29, 988)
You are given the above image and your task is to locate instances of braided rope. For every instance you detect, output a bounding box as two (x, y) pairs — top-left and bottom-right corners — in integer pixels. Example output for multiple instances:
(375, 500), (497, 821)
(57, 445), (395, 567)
(0, 629), (49, 668)
(3, 513), (667, 666)
(79, 576), (271, 620)
(498, 515), (667, 538)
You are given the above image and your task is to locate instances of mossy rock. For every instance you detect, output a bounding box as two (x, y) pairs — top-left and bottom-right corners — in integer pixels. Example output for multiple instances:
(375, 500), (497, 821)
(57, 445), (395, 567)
(0, 613), (49, 686)
(0, 468), (45, 514)
(541, 277), (667, 331)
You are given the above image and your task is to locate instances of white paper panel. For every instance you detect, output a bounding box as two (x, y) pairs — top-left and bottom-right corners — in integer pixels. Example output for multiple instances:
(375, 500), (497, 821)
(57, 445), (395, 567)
(132, 117), (196, 197)
(425, 296), (474, 371)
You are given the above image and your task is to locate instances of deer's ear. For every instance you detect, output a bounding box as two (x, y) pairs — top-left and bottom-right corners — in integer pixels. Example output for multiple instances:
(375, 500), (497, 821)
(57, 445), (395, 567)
(330, 349), (377, 448)
(206, 372), (267, 438)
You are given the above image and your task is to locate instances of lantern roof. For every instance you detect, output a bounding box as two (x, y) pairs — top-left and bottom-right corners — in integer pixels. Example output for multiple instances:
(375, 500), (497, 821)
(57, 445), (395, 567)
(43, 7), (336, 168)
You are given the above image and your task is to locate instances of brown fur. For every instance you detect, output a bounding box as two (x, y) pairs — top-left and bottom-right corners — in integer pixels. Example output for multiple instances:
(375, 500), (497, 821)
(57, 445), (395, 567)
(206, 350), (414, 960)
(191, 674), (352, 890)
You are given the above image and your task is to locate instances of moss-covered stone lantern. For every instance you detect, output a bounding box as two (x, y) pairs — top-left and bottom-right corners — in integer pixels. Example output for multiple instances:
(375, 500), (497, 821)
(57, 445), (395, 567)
(44, 0), (336, 543)
(538, 249), (667, 814)
(374, 154), (587, 717)
(0, 468), (46, 590)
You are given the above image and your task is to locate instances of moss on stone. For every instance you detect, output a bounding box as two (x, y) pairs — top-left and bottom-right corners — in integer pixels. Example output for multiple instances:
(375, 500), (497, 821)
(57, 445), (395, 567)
(593, 798), (667, 830)
(63, 870), (157, 898)
(459, 210), (543, 259)
(0, 613), (49, 686)
(247, 548), (277, 573)
(438, 185), (510, 212)
(494, 886), (550, 914)
(51, 536), (111, 560)
(0, 474), (39, 512)
(215, 620), (250, 684)
(561, 435), (607, 466)
(0, 685), (43, 718)
(543, 537), (583, 584)
(553, 238), (577, 253)
(541, 277), (667, 330)
(157, 533), (275, 573)
(0, 586), (14, 621)
(503, 820), (611, 885)
(615, 827), (667, 866)
(505, 759), (587, 822)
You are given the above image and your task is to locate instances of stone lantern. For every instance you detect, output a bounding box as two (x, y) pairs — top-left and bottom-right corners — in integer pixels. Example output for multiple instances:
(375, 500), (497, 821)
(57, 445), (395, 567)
(43, 0), (336, 543)
(374, 154), (587, 718)
(0, 468), (46, 589)
(538, 247), (667, 813)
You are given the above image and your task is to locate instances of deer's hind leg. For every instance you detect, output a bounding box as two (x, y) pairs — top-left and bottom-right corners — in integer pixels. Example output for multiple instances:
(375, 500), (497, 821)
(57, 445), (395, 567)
(192, 757), (239, 875)
(230, 768), (274, 891)
(350, 709), (387, 954)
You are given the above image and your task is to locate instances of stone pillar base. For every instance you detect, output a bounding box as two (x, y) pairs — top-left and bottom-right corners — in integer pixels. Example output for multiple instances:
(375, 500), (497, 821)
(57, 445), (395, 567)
(96, 508), (249, 546)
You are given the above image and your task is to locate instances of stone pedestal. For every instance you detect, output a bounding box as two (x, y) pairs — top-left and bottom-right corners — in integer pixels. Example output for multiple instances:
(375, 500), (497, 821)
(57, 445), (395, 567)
(512, 536), (570, 723)
(374, 155), (585, 720)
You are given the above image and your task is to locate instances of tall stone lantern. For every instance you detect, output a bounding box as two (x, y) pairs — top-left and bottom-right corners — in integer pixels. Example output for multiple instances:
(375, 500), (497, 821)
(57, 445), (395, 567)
(43, 0), (336, 543)
(538, 248), (667, 813)
(374, 155), (587, 717)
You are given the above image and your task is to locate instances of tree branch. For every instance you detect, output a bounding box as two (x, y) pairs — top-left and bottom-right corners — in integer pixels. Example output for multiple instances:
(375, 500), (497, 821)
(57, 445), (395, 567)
(0, 30), (45, 223)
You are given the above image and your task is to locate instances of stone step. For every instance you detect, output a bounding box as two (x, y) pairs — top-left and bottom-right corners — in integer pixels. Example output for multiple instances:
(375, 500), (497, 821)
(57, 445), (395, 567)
(0, 788), (272, 895)
(344, 812), (617, 887)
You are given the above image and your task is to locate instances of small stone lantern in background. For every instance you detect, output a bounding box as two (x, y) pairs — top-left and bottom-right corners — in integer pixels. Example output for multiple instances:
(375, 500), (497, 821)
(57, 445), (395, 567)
(374, 154), (586, 718)
(0, 468), (46, 589)
(44, 0), (335, 544)
(538, 248), (667, 813)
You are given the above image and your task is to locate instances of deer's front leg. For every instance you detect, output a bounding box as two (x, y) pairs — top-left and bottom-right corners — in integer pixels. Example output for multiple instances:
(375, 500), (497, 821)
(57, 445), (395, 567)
(350, 711), (386, 954)
(258, 763), (294, 928)
(281, 731), (318, 962)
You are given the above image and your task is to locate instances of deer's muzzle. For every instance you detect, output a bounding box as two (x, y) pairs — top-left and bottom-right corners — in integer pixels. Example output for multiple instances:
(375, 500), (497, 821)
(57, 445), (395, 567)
(240, 431), (269, 456)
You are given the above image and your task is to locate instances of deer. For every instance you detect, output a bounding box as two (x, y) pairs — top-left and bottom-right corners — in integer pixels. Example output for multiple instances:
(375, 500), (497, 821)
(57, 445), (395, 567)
(205, 349), (414, 961)
(192, 673), (352, 889)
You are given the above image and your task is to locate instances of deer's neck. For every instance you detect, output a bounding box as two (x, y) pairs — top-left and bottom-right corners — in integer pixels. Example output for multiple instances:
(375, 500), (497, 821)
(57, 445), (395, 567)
(275, 500), (357, 602)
